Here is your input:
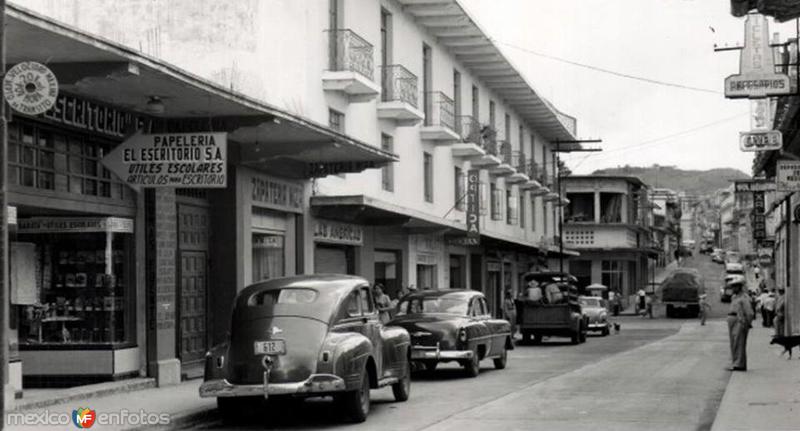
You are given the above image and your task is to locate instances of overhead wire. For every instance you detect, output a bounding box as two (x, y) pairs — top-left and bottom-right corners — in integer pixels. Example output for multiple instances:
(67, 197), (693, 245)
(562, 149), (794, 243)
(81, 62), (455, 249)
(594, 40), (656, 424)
(491, 38), (724, 95)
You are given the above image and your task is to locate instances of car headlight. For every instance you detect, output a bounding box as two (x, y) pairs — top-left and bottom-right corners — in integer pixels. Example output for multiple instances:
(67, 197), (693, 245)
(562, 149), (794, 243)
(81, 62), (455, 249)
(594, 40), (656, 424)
(458, 327), (468, 343)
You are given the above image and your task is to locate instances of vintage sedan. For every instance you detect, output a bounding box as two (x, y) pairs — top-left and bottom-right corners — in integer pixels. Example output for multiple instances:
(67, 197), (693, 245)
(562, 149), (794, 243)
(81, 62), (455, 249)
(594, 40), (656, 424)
(578, 296), (610, 336)
(199, 275), (411, 423)
(388, 290), (512, 377)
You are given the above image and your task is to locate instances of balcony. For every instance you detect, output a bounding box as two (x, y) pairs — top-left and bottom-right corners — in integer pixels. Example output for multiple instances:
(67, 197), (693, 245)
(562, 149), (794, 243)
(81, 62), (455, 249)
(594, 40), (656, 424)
(488, 141), (515, 177)
(563, 224), (640, 249)
(322, 29), (381, 100)
(519, 160), (542, 191)
(506, 152), (530, 184)
(377, 65), (424, 125)
(420, 91), (460, 143)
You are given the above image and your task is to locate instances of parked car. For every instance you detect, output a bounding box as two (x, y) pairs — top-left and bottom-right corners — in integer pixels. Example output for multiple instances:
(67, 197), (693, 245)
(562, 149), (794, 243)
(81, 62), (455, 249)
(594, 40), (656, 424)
(516, 272), (588, 345)
(389, 290), (512, 377)
(578, 296), (610, 336)
(199, 275), (411, 423)
(711, 248), (725, 264)
(661, 268), (705, 317)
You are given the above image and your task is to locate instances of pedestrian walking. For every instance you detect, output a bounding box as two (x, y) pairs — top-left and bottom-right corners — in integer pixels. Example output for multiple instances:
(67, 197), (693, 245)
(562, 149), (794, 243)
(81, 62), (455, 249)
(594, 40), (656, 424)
(726, 279), (754, 371)
(699, 294), (710, 325)
(373, 284), (393, 324)
(636, 288), (646, 315)
(762, 290), (775, 328)
(774, 287), (786, 337)
(502, 290), (518, 340)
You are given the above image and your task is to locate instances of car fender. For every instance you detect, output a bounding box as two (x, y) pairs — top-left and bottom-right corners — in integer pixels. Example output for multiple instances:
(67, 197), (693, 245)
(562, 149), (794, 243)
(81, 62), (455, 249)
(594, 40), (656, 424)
(381, 325), (411, 378)
(317, 332), (374, 390)
(461, 321), (492, 357)
(203, 342), (230, 381)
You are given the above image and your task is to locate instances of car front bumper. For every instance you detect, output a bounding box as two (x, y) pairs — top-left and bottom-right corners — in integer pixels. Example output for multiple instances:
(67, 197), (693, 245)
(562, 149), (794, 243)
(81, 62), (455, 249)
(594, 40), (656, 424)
(199, 374), (347, 399)
(410, 344), (474, 361)
(587, 322), (608, 330)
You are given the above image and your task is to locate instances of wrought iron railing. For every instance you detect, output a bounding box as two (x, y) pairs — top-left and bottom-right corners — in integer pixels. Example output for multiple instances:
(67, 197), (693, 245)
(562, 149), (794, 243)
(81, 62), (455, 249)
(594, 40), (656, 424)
(381, 65), (418, 107)
(424, 91), (455, 131)
(526, 160), (540, 180)
(514, 154), (527, 174)
(457, 115), (481, 143)
(327, 29), (374, 80)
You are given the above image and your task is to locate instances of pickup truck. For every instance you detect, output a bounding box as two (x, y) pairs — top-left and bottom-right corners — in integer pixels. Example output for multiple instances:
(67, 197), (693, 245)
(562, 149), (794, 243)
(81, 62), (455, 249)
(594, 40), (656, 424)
(661, 268), (705, 317)
(516, 272), (588, 345)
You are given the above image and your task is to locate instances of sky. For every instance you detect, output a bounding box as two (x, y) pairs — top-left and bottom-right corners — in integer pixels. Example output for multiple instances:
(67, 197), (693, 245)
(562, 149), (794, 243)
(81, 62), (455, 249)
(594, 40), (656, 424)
(460, 0), (797, 175)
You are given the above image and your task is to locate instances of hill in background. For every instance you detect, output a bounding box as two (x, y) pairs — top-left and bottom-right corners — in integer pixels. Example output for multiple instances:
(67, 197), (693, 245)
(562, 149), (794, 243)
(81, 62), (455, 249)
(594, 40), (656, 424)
(589, 165), (750, 196)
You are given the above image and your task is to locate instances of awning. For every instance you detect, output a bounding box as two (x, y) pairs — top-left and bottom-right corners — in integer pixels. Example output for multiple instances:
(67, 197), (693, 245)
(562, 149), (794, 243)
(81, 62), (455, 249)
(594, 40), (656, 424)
(7, 4), (396, 179)
(310, 194), (566, 254)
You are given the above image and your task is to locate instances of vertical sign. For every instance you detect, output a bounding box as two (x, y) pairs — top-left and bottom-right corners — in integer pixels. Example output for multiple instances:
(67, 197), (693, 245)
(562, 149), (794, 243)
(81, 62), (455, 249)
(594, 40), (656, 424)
(725, 14), (791, 98)
(466, 169), (481, 245)
(752, 191), (766, 242)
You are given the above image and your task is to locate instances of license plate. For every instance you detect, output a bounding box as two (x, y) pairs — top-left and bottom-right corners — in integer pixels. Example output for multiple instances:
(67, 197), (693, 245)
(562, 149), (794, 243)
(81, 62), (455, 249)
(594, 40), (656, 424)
(254, 340), (286, 355)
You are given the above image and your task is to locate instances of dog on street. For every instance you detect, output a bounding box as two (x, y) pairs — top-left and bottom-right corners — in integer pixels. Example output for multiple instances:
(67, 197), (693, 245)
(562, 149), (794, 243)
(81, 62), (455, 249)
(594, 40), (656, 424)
(770, 335), (800, 359)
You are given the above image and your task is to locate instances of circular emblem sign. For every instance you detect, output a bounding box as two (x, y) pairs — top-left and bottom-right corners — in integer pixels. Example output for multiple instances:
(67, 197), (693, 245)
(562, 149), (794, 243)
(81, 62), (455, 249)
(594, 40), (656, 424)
(3, 62), (58, 116)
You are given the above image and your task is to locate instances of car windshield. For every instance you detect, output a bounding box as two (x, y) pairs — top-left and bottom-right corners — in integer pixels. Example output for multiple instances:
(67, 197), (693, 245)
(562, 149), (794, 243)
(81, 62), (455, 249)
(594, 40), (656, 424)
(247, 288), (318, 307)
(579, 297), (601, 307)
(396, 296), (468, 316)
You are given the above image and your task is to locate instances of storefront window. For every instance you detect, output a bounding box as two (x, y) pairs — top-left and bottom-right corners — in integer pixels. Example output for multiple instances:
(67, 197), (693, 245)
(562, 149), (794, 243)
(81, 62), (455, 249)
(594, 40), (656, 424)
(8, 121), (126, 201)
(253, 233), (285, 282)
(416, 264), (437, 290)
(15, 220), (134, 346)
(601, 260), (624, 293)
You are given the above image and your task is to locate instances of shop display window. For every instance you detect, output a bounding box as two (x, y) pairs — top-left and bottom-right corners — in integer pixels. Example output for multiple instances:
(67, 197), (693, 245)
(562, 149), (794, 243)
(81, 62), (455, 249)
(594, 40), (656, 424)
(14, 220), (135, 347)
(252, 233), (285, 283)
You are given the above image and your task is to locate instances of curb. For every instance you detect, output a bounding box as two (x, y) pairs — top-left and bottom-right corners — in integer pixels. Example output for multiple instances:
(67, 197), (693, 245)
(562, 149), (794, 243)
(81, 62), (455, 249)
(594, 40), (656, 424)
(12, 378), (156, 412)
(129, 406), (217, 431)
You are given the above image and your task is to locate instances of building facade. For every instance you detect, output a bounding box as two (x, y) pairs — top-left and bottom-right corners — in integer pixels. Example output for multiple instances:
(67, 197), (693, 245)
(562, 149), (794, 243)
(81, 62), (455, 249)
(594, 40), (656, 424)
(563, 176), (657, 305)
(6, 0), (579, 393)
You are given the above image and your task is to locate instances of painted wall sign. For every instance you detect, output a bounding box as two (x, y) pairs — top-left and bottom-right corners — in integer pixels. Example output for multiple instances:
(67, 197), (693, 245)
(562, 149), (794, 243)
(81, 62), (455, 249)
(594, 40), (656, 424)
(776, 160), (800, 191)
(17, 217), (134, 234)
(101, 132), (227, 191)
(252, 235), (284, 249)
(725, 14), (791, 98)
(249, 173), (304, 214)
(739, 130), (782, 151)
(3, 62), (58, 115)
(40, 94), (148, 139)
(466, 169), (481, 245)
(313, 220), (363, 246)
(734, 179), (777, 193)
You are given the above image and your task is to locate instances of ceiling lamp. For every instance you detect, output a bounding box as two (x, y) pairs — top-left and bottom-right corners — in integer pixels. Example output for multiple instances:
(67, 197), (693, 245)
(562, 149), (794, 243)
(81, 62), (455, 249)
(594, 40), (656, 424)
(146, 96), (165, 114)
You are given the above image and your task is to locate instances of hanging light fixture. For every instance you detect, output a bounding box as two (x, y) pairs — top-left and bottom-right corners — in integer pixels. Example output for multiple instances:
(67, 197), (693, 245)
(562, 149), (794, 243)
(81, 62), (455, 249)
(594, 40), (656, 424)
(146, 96), (165, 114)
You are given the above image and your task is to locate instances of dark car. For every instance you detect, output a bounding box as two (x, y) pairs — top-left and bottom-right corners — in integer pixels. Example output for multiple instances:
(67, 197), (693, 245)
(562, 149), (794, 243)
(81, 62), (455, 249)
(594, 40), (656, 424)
(199, 275), (411, 423)
(389, 290), (513, 377)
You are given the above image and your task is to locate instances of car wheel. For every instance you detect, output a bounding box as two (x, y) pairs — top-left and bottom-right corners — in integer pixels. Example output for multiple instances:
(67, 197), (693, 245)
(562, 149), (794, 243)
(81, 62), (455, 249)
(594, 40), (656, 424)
(602, 326), (610, 337)
(392, 360), (411, 402)
(493, 348), (507, 369)
(532, 333), (542, 345)
(522, 331), (532, 344)
(336, 368), (370, 423)
(666, 305), (674, 318)
(571, 328), (580, 345)
(463, 347), (480, 377)
(422, 360), (438, 372)
(579, 326), (587, 343)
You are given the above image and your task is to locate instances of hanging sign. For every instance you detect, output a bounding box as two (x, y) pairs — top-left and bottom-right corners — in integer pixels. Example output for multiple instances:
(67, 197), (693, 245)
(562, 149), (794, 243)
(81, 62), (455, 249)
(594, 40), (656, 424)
(101, 132), (227, 191)
(734, 179), (776, 193)
(739, 130), (782, 151)
(465, 169), (481, 246)
(3, 62), (59, 115)
(776, 160), (800, 191)
(725, 14), (791, 98)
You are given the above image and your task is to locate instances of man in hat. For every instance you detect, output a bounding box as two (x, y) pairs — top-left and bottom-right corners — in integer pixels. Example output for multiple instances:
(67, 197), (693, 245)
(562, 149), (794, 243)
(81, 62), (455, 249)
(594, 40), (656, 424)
(774, 286), (786, 337)
(727, 277), (754, 371)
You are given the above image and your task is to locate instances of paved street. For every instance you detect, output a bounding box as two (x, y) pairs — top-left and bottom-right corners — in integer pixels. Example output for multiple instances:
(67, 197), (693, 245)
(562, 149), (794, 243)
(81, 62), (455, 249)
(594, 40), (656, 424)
(185, 256), (735, 431)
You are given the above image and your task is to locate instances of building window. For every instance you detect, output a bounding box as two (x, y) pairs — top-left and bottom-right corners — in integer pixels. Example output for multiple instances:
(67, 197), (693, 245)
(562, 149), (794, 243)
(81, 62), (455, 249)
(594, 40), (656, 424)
(471, 85), (479, 119)
(453, 69), (462, 121)
(531, 196), (537, 231)
(329, 109), (344, 132)
(519, 125), (525, 156)
(454, 166), (465, 211)
(490, 183), (501, 220)
(504, 113), (511, 142)
(543, 201), (549, 234)
(253, 233), (286, 282)
(489, 100), (496, 128)
(8, 121), (125, 199)
(506, 189), (517, 225)
(423, 152), (433, 203)
(566, 192), (595, 222)
(519, 193), (526, 228)
(600, 193), (624, 223)
(422, 43), (432, 124)
(381, 134), (394, 192)
(601, 260), (624, 293)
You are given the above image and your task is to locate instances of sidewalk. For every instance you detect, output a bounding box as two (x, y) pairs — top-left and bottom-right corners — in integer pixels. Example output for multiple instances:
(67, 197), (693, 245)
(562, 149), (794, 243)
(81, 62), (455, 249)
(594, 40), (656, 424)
(6, 380), (213, 430)
(710, 325), (800, 431)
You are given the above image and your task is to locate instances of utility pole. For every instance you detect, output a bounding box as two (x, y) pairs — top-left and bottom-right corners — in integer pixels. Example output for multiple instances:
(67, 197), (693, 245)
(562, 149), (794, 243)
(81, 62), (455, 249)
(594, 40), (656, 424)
(552, 139), (602, 273)
(0, 0), (8, 426)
